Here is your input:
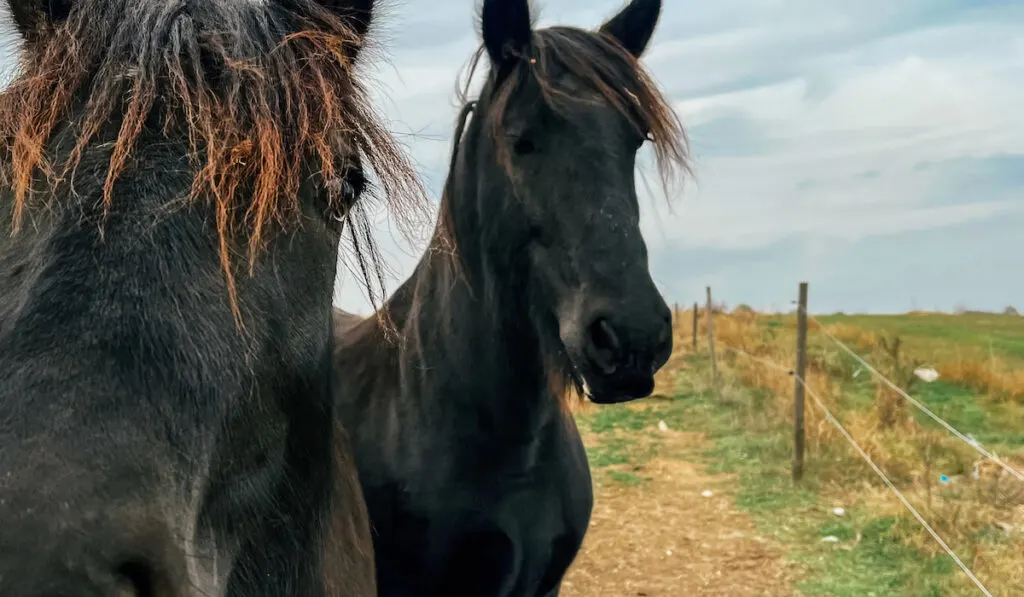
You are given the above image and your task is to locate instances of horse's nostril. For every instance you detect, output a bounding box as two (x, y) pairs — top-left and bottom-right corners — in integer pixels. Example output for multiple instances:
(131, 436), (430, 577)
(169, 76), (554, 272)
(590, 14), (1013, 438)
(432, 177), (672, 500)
(586, 318), (622, 374)
(593, 319), (621, 352)
(115, 561), (157, 597)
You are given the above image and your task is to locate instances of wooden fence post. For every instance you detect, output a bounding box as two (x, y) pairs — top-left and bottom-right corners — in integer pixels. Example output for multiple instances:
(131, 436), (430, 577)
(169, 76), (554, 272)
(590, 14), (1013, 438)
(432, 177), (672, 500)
(793, 281), (809, 483)
(691, 301), (698, 350)
(706, 287), (718, 393)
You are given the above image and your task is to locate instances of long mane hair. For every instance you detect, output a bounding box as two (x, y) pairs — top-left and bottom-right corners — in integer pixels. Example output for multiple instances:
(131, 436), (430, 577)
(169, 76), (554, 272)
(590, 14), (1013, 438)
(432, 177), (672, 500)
(432, 24), (690, 267)
(457, 25), (689, 195)
(0, 0), (428, 317)
(400, 24), (691, 406)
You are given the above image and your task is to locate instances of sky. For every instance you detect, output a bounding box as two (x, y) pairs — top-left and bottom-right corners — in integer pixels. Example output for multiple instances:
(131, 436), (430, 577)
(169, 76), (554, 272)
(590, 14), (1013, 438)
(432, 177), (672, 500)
(2, 0), (1022, 315)
(331, 0), (1024, 316)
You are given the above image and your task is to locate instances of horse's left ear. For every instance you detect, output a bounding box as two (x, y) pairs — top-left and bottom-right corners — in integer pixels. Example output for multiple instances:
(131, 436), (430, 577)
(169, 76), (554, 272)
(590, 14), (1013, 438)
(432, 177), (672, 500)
(5, 0), (73, 41)
(599, 0), (661, 57)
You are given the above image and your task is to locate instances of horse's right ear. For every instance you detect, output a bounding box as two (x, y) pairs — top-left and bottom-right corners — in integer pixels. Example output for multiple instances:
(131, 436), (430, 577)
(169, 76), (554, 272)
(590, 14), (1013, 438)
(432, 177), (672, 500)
(5, 0), (73, 41)
(481, 0), (533, 67)
(315, 0), (374, 40)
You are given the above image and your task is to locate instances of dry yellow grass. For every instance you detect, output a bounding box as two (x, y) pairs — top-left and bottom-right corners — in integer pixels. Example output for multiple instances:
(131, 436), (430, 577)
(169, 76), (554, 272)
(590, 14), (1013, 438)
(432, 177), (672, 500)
(668, 306), (1024, 595)
(938, 355), (1024, 401)
(807, 316), (1024, 402)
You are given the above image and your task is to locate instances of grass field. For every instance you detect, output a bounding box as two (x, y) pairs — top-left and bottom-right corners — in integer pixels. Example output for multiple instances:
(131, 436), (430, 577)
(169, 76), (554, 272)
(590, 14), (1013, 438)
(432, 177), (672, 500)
(760, 311), (1024, 401)
(814, 312), (1024, 362)
(563, 309), (1024, 596)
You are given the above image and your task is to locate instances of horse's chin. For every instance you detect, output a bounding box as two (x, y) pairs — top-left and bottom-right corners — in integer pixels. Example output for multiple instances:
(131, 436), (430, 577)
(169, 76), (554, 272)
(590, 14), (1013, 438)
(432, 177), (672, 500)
(568, 357), (655, 405)
(585, 378), (655, 404)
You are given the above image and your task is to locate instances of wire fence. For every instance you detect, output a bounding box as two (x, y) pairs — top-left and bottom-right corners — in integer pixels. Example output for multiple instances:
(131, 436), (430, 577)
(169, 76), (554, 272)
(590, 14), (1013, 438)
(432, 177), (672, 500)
(686, 283), (1022, 596)
(806, 312), (1024, 483)
(720, 341), (994, 597)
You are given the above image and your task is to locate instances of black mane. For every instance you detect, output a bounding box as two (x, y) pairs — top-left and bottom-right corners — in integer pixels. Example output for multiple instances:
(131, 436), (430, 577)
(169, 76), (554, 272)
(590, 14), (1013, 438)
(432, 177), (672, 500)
(332, 0), (684, 594)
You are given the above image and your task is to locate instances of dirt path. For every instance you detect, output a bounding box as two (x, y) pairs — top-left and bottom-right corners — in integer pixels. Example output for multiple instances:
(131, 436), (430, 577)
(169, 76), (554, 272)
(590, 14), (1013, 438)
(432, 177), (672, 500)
(560, 429), (799, 596)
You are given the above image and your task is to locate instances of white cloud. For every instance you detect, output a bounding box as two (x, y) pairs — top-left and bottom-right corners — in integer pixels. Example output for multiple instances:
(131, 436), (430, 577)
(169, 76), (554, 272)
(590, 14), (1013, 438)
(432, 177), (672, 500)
(0, 0), (1020, 313)
(334, 1), (1024, 312)
(638, 18), (1024, 254)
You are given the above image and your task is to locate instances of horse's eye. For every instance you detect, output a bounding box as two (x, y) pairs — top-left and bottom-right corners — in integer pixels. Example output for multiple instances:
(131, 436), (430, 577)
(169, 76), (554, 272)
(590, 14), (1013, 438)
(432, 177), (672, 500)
(339, 179), (358, 206)
(328, 167), (365, 208)
(513, 137), (535, 155)
(325, 178), (353, 209)
(322, 170), (366, 230)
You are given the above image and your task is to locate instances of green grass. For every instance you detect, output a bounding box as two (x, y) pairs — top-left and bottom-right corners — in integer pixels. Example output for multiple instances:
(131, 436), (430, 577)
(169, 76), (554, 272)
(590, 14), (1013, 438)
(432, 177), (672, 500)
(797, 516), (953, 597)
(575, 401), (676, 486)
(757, 311), (1024, 453)
(582, 402), (665, 434)
(910, 381), (1024, 450)
(604, 470), (650, 487)
(799, 325), (1024, 456)
(688, 393), (955, 596)
(574, 359), (981, 596)
(584, 436), (636, 468)
(757, 312), (1024, 371)
(815, 312), (1024, 362)
(829, 364), (1024, 452)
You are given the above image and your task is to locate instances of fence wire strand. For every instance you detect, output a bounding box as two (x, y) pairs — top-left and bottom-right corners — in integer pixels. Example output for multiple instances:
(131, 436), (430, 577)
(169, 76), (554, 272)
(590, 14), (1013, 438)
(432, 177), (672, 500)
(719, 342), (996, 597)
(720, 344), (793, 375)
(805, 313), (1024, 484)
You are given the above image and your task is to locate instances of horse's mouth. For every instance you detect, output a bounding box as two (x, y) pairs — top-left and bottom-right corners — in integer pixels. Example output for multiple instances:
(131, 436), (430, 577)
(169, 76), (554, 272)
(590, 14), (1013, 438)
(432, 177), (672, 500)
(569, 358), (656, 404)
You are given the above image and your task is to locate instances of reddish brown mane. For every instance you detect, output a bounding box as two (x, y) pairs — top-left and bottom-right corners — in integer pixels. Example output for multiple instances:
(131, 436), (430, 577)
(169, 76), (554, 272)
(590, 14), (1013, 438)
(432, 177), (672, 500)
(0, 3), (427, 320)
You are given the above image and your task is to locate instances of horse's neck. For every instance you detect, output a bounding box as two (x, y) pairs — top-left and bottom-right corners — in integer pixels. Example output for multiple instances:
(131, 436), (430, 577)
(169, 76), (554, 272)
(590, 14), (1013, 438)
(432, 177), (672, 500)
(390, 232), (557, 434)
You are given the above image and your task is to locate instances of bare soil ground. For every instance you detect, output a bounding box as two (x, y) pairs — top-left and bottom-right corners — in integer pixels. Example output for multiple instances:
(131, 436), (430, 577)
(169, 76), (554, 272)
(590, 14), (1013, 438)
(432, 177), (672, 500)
(560, 430), (800, 596)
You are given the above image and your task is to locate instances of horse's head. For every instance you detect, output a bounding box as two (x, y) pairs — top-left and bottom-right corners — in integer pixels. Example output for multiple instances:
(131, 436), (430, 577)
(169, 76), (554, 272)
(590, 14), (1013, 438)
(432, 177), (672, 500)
(0, 0), (420, 594)
(462, 0), (688, 403)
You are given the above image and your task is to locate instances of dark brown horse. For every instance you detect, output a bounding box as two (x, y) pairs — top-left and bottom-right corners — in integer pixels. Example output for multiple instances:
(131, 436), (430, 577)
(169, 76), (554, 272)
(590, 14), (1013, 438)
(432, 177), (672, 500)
(0, 0), (424, 594)
(332, 0), (688, 594)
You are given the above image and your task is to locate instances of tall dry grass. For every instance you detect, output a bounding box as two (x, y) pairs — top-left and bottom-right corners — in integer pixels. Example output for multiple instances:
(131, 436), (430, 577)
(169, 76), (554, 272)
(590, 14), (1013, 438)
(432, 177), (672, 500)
(939, 355), (1024, 402)
(822, 320), (1024, 403)
(668, 306), (1024, 595)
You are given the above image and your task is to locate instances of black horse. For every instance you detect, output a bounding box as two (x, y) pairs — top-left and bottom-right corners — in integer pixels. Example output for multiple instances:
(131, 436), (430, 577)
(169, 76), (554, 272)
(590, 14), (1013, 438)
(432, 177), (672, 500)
(0, 0), (424, 594)
(332, 0), (689, 594)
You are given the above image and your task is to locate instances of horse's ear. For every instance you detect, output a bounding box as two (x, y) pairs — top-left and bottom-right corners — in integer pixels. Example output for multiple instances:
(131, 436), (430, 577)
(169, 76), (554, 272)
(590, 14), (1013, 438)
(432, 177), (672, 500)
(322, 0), (373, 38)
(311, 0), (374, 57)
(599, 0), (661, 57)
(5, 0), (74, 41)
(481, 0), (533, 66)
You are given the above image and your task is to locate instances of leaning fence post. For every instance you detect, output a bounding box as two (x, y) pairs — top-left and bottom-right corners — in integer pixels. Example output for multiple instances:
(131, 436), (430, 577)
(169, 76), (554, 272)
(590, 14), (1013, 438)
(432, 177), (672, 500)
(706, 287), (718, 394)
(692, 301), (698, 350)
(793, 281), (809, 483)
